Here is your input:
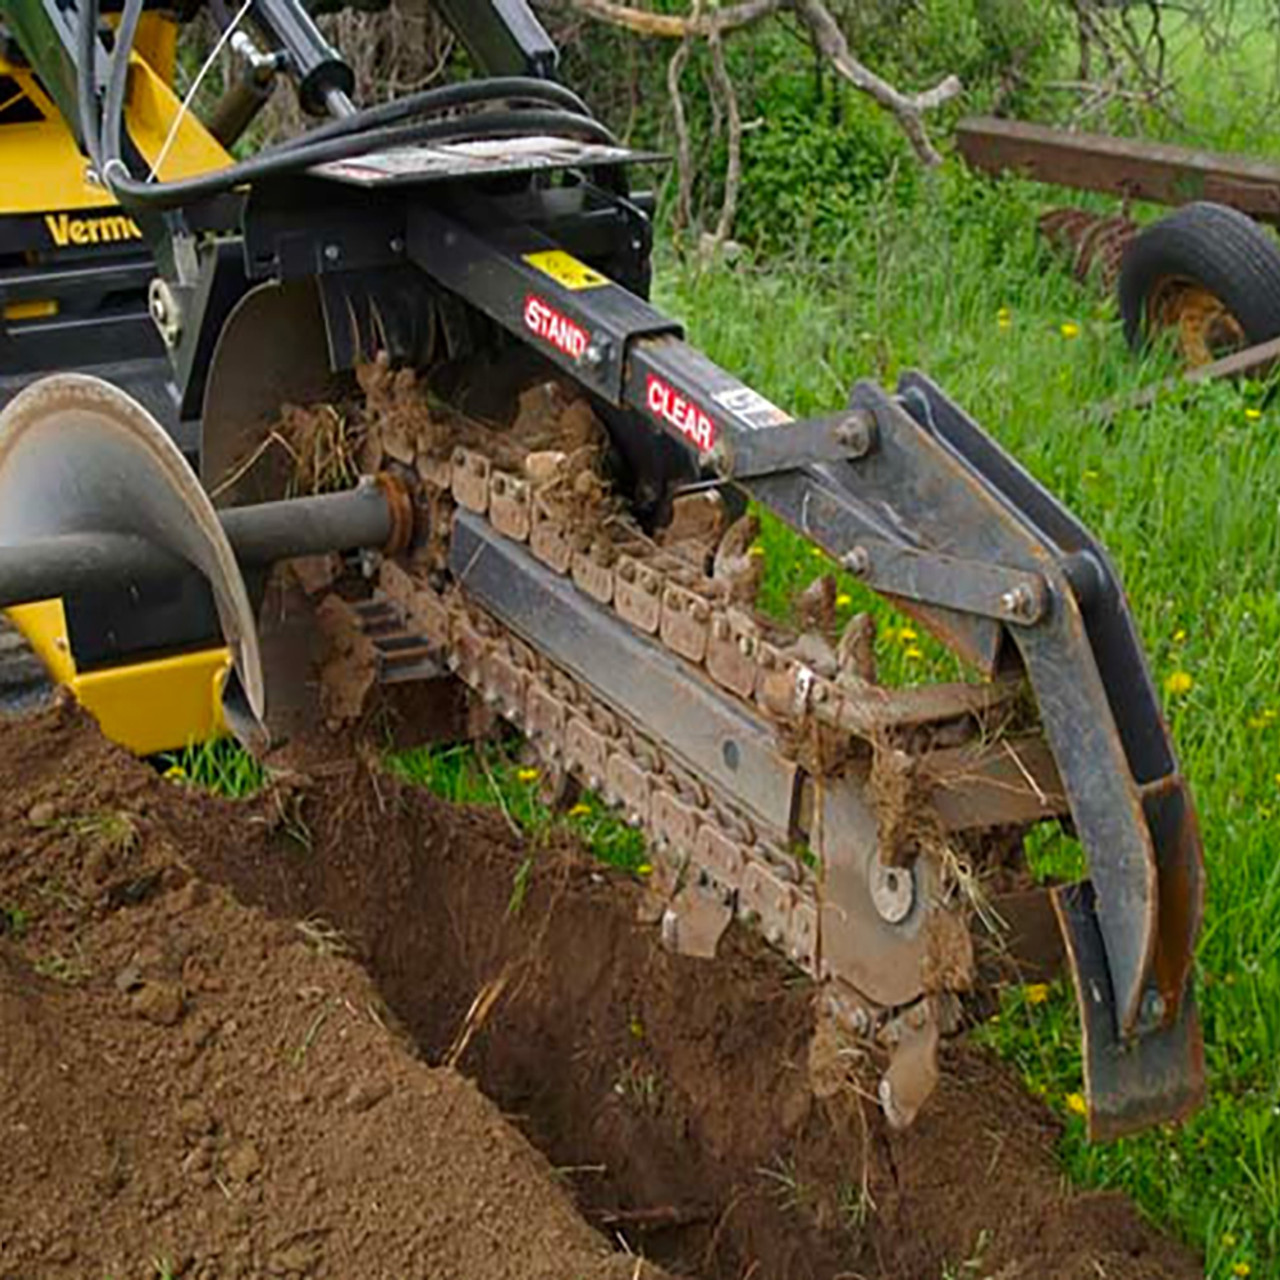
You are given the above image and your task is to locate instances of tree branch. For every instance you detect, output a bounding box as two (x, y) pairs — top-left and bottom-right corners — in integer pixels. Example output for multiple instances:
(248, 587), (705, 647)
(562, 0), (783, 38)
(707, 21), (742, 248)
(789, 0), (960, 166)
(557, 0), (961, 167)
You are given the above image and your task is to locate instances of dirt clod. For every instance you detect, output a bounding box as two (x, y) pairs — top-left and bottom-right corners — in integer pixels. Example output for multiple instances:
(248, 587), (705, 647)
(0, 706), (1202, 1279)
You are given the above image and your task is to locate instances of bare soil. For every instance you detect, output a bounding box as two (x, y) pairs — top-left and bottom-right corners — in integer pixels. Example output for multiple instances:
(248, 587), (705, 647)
(0, 705), (1203, 1279)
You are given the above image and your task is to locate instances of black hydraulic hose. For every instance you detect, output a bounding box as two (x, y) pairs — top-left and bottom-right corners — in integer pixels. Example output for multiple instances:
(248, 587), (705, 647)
(260, 76), (596, 154)
(102, 107), (617, 210)
(75, 0), (103, 173)
(85, 0), (616, 213)
(102, 0), (146, 181)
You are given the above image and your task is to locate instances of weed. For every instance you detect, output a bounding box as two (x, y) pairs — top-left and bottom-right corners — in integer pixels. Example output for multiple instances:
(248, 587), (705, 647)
(295, 917), (351, 958)
(837, 1178), (874, 1232)
(507, 855), (533, 917)
(0, 903), (29, 938)
(291, 1002), (332, 1067)
(612, 1061), (662, 1115)
(757, 1153), (813, 1214)
(38, 810), (138, 859)
(941, 1228), (992, 1279)
(34, 945), (88, 984)
(159, 737), (266, 799)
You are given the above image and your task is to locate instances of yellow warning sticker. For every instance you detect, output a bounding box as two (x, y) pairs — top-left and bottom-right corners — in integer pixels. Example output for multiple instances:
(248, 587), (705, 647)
(523, 250), (610, 291)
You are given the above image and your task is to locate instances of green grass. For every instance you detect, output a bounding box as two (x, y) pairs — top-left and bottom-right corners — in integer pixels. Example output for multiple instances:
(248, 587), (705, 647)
(386, 739), (649, 875)
(650, 162), (1280, 1273)
(158, 738), (268, 798)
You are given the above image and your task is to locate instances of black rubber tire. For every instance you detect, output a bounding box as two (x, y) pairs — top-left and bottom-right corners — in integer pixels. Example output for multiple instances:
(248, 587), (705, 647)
(0, 618), (54, 717)
(1118, 201), (1280, 353)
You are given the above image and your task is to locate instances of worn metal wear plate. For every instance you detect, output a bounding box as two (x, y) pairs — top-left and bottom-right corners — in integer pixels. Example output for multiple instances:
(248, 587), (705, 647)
(315, 137), (658, 189)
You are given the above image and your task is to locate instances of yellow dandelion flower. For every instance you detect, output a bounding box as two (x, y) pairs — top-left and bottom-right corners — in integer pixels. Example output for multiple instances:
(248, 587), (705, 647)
(568, 802), (591, 818)
(904, 645), (924, 660)
(1245, 408), (1262, 422)
(1164, 670), (1193, 696)
(516, 767), (539, 783)
(1025, 983), (1050, 1005)
(836, 593), (852, 607)
(1065, 1092), (1087, 1116)
(1222, 1234), (1238, 1249)
(163, 764), (187, 781)
(637, 862), (653, 876)
(1232, 1263), (1251, 1277)
(1274, 774), (1280, 787)
(748, 545), (765, 557)
(997, 306), (1012, 330)
(898, 626), (918, 642)
(1060, 321), (1081, 339)
(809, 547), (824, 558)
(1173, 628), (1187, 643)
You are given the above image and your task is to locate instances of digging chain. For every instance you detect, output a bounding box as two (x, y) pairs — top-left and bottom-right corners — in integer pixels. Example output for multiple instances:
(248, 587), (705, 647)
(328, 435), (1020, 1037)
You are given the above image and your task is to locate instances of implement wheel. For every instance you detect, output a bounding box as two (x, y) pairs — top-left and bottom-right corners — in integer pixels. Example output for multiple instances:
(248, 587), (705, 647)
(1118, 202), (1280, 366)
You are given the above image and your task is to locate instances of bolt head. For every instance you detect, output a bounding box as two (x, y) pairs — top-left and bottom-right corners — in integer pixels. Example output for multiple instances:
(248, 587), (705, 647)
(842, 546), (871, 576)
(835, 411), (876, 458)
(1140, 989), (1167, 1026)
(1000, 584), (1038, 621)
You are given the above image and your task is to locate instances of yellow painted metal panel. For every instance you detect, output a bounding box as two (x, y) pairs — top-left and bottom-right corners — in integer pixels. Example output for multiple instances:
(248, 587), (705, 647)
(78, 647), (230, 756)
(4, 602), (230, 755)
(0, 53), (230, 216)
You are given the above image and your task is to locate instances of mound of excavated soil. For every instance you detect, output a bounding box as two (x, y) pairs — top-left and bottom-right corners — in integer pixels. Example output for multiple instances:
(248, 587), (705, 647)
(0, 706), (1203, 1279)
(0, 705), (666, 1280)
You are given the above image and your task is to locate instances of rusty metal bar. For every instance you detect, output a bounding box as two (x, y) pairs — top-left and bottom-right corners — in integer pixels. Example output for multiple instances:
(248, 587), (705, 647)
(1091, 335), (1280, 422)
(957, 116), (1280, 225)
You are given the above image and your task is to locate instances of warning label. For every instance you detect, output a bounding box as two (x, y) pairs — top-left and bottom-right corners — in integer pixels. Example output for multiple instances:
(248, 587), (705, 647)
(713, 385), (793, 431)
(523, 295), (589, 361)
(646, 374), (716, 451)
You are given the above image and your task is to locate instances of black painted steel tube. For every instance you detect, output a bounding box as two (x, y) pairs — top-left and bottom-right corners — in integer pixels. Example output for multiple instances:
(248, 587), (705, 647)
(0, 484), (395, 610)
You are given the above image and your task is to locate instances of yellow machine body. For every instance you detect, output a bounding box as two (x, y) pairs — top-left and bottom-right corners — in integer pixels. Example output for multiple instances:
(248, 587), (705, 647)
(0, 18), (228, 216)
(6, 601), (231, 755)
(0, 16), (236, 755)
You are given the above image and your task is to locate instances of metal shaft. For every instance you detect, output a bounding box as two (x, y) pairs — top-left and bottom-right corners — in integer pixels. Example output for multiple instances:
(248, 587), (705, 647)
(0, 483), (395, 610)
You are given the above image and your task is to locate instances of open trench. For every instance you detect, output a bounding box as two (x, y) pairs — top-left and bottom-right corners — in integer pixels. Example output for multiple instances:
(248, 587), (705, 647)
(186, 741), (1203, 1280)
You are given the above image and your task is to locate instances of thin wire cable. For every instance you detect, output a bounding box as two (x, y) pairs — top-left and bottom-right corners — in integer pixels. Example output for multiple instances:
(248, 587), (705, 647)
(148, 0), (255, 181)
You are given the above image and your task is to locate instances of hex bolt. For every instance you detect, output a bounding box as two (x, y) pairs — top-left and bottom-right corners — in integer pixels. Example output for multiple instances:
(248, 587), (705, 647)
(835, 411), (877, 459)
(1140, 988), (1167, 1027)
(1000, 584), (1038, 622)
(580, 338), (610, 371)
(842, 546), (871, 576)
(705, 442), (731, 475)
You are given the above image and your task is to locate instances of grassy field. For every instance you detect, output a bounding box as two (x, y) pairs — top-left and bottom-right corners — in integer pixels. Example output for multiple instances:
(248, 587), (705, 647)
(650, 147), (1280, 1272)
